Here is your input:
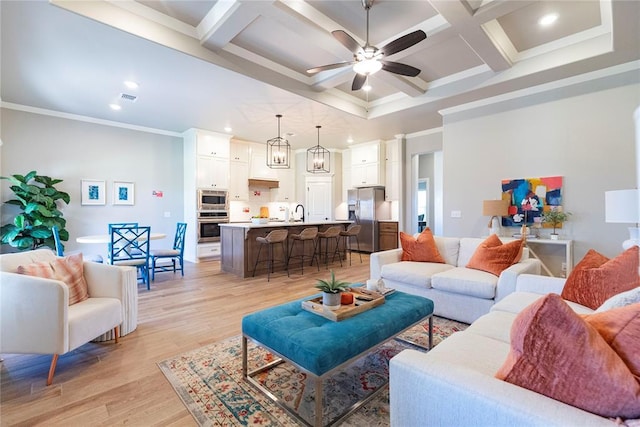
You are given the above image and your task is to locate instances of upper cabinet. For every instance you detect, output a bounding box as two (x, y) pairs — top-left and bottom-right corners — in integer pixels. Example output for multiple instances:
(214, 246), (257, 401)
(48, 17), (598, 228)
(230, 141), (249, 163)
(349, 141), (385, 187)
(272, 167), (295, 202)
(197, 134), (230, 158)
(229, 141), (249, 201)
(184, 129), (230, 190)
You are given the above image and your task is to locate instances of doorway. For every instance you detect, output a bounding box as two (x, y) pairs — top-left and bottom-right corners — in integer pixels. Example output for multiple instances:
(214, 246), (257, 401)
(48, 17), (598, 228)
(417, 178), (429, 232)
(411, 151), (442, 235)
(305, 175), (333, 221)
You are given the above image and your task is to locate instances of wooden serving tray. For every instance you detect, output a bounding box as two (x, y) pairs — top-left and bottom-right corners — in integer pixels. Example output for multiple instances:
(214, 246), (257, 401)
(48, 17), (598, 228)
(301, 287), (385, 321)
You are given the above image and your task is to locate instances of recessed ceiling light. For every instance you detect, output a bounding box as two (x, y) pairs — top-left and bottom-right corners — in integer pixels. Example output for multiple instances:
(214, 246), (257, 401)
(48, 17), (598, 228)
(363, 84), (372, 92)
(224, 126), (232, 133)
(347, 137), (354, 144)
(123, 80), (139, 89)
(109, 104), (121, 111)
(538, 13), (558, 27)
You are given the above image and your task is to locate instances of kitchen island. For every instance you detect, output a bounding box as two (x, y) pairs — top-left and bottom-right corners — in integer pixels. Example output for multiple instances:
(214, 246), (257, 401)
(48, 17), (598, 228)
(220, 221), (352, 278)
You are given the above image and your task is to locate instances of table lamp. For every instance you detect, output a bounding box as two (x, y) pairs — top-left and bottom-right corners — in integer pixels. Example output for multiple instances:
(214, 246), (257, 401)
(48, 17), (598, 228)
(605, 189), (639, 249)
(483, 199), (509, 236)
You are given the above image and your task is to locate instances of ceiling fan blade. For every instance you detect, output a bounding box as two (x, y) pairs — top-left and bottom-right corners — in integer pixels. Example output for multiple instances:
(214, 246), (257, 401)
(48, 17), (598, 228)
(381, 61), (421, 77)
(380, 30), (427, 57)
(351, 73), (367, 91)
(332, 30), (362, 54)
(307, 61), (354, 74)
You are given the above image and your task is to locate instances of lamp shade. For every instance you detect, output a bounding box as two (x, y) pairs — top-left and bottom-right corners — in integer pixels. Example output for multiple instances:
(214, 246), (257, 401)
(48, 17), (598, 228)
(482, 200), (509, 217)
(605, 189), (639, 223)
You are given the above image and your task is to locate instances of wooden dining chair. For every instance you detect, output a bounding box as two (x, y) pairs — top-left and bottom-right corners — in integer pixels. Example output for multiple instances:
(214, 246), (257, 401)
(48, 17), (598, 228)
(149, 222), (187, 281)
(109, 225), (151, 289)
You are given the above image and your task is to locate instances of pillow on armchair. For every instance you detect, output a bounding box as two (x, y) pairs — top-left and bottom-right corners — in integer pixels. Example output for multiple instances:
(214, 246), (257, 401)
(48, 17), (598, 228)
(17, 252), (89, 305)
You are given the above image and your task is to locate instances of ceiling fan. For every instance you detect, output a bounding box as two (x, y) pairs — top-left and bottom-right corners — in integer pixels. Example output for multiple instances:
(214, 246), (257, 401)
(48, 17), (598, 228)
(307, 0), (427, 91)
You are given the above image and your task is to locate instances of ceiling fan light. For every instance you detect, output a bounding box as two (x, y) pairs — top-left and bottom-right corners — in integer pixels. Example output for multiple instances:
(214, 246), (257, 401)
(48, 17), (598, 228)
(353, 59), (382, 76)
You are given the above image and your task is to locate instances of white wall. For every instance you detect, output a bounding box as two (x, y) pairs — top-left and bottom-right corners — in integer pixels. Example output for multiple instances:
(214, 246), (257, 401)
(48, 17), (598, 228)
(441, 81), (640, 260)
(1, 109), (184, 258)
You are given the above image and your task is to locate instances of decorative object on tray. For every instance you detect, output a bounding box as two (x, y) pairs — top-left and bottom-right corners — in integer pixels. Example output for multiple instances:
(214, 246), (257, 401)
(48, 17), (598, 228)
(314, 270), (350, 310)
(541, 208), (571, 240)
(302, 286), (386, 321)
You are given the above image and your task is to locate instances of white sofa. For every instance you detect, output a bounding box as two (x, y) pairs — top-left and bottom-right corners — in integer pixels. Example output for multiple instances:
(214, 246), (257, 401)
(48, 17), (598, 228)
(0, 249), (136, 385)
(389, 274), (615, 427)
(370, 236), (541, 323)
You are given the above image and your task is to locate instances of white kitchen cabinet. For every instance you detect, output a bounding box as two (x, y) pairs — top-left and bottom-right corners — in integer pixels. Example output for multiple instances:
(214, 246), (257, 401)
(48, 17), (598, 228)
(350, 141), (381, 165)
(249, 145), (278, 180)
(197, 134), (230, 158)
(230, 141), (249, 162)
(272, 168), (295, 202)
(349, 141), (384, 187)
(351, 162), (382, 187)
(197, 242), (221, 259)
(229, 161), (249, 201)
(197, 155), (229, 189)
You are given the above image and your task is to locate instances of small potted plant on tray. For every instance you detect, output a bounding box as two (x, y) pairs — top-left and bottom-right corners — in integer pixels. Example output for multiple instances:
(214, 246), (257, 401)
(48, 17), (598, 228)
(315, 270), (350, 310)
(540, 209), (571, 240)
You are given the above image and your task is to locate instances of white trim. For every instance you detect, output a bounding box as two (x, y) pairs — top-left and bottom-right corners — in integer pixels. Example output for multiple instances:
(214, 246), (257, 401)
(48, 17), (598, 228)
(406, 127), (443, 139)
(1, 102), (183, 137)
(438, 60), (640, 116)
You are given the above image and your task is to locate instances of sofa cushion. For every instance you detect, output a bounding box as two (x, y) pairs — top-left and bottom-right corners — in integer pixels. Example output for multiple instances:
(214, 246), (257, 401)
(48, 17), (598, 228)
(491, 291), (594, 316)
(561, 246), (639, 310)
(495, 293), (640, 419)
(464, 310), (517, 344)
(595, 286), (640, 312)
(434, 236), (461, 266)
(431, 268), (498, 299)
(381, 261), (454, 289)
(466, 235), (523, 277)
(399, 228), (445, 263)
(456, 237), (485, 267)
(17, 253), (89, 305)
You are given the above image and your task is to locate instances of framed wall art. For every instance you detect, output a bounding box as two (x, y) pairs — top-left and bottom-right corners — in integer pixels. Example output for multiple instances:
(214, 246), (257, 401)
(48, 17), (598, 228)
(81, 179), (106, 205)
(113, 181), (135, 205)
(501, 176), (563, 227)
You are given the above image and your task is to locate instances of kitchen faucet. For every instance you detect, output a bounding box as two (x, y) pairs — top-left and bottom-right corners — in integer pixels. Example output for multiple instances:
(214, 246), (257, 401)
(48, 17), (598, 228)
(295, 204), (305, 222)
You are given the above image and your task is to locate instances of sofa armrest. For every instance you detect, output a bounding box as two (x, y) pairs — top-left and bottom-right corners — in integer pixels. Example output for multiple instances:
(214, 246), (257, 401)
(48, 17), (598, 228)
(84, 262), (137, 300)
(495, 258), (542, 302)
(0, 272), (68, 354)
(369, 248), (403, 279)
(390, 348), (613, 427)
(516, 273), (566, 295)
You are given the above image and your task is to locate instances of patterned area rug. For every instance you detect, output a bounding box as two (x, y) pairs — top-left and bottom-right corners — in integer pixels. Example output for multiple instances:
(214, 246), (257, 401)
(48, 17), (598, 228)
(158, 316), (467, 426)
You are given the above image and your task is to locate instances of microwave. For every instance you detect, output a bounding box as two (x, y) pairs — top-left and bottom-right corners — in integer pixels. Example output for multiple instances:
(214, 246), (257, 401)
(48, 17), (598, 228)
(197, 189), (228, 211)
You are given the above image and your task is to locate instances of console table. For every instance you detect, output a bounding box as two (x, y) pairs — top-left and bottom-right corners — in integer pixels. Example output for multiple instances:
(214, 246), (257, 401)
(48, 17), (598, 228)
(525, 238), (573, 278)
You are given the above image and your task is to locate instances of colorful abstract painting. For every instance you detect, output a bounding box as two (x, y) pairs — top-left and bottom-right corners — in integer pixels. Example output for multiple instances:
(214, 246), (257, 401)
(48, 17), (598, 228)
(501, 176), (563, 227)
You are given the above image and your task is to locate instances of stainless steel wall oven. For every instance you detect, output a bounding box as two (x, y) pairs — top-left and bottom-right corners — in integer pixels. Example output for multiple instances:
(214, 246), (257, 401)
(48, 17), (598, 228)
(197, 211), (229, 243)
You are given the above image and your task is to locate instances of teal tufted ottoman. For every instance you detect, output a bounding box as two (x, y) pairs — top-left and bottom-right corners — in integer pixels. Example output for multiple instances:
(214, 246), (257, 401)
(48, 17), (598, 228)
(242, 289), (434, 427)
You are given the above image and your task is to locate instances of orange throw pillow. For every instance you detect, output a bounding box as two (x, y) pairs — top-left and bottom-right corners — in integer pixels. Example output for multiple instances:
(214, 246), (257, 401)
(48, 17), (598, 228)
(17, 253), (89, 305)
(399, 228), (445, 263)
(496, 294), (640, 419)
(561, 246), (639, 310)
(466, 234), (523, 276)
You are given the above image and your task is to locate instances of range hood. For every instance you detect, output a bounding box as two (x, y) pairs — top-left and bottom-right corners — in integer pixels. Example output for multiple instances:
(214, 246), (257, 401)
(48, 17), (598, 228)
(248, 179), (279, 188)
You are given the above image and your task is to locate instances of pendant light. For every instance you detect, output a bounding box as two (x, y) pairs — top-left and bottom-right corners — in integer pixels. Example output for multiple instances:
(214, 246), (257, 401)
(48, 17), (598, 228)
(266, 114), (290, 169)
(307, 125), (330, 173)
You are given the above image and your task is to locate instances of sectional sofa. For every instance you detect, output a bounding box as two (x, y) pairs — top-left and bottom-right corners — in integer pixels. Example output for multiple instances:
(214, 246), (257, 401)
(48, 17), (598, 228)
(370, 236), (541, 323)
(389, 274), (625, 426)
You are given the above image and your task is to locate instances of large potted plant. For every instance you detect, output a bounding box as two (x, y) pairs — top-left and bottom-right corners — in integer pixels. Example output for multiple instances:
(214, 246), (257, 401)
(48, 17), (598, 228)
(540, 209), (571, 240)
(0, 171), (70, 251)
(315, 270), (350, 310)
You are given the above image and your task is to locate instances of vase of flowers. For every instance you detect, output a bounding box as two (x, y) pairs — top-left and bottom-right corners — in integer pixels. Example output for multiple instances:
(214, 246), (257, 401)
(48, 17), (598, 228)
(315, 270), (350, 310)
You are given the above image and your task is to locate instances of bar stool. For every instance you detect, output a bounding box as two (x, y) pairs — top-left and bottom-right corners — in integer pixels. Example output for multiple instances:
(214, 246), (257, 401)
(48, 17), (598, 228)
(252, 229), (289, 282)
(287, 227), (319, 275)
(316, 225), (343, 269)
(339, 224), (362, 265)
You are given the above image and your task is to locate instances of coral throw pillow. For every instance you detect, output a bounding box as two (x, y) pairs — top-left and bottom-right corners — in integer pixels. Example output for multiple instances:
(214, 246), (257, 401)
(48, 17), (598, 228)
(17, 253), (89, 305)
(496, 294), (640, 419)
(561, 246), (639, 310)
(466, 234), (523, 276)
(399, 228), (445, 263)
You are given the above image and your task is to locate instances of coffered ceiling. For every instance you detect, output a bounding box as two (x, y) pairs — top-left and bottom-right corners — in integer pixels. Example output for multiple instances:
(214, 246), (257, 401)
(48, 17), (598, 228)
(1, 0), (639, 149)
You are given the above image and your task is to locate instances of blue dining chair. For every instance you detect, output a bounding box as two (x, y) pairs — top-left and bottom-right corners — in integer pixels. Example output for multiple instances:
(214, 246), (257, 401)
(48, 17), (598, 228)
(150, 222), (187, 281)
(109, 225), (151, 289)
(52, 225), (103, 262)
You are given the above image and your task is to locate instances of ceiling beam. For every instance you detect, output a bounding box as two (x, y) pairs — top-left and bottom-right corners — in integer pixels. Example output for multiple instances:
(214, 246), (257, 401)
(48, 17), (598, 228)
(198, 0), (269, 50)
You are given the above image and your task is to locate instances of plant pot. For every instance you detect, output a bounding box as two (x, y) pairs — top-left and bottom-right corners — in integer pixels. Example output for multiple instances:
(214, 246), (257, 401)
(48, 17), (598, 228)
(322, 292), (342, 310)
(550, 233), (559, 240)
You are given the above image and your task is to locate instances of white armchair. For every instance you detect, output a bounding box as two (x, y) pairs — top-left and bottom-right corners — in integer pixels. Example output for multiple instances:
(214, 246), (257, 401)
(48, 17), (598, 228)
(0, 249), (136, 385)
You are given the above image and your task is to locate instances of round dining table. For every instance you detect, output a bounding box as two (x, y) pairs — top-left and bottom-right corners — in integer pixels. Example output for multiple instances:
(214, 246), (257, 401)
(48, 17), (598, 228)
(76, 233), (167, 244)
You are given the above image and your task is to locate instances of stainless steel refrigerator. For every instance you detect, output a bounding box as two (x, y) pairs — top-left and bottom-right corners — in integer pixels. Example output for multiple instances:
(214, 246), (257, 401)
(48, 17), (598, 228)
(347, 187), (388, 253)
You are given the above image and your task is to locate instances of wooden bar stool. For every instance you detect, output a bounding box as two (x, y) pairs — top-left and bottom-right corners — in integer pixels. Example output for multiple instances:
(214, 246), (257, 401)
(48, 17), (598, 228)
(339, 224), (362, 265)
(286, 227), (319, 275)
(252, 229), (289, 282)
(316, 225), (343, 269)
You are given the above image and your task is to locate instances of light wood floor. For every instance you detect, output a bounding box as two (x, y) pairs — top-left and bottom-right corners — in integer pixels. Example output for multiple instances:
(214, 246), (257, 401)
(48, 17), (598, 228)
(0, 254), (371, 426)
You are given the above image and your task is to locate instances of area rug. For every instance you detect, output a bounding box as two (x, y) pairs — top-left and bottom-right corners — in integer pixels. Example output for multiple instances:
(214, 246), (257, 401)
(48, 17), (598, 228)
(158, 316), (467, 426)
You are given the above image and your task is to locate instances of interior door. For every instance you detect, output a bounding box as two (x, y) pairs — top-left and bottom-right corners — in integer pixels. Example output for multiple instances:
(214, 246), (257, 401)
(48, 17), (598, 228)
(306, 180), (332, 221)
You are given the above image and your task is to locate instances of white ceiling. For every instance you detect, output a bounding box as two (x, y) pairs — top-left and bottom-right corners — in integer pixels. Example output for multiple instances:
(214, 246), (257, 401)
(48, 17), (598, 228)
(1, 0), (639, 150)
